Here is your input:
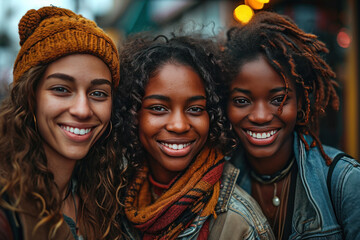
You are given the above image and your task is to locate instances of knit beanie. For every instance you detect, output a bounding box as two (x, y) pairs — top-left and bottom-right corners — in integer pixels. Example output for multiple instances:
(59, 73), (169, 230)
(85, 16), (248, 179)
(13, 6), (120, 87)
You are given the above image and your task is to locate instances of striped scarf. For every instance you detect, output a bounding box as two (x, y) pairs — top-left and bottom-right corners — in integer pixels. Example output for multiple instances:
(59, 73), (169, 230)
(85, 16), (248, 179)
(124, 147), (224, 239)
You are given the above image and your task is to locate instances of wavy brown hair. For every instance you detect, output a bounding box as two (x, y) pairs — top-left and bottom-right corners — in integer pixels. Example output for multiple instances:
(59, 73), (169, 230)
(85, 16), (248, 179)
(221, 11), (339, 165)
(113, 33), (229, 177)
(0, 65), (126, 239)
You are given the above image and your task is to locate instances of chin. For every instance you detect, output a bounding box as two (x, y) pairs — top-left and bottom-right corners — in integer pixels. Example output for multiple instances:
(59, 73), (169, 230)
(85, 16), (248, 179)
(245, 147), (277, 160)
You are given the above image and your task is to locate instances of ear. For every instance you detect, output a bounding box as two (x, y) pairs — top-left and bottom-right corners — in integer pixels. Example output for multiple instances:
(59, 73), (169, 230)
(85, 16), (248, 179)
(296, 94), (306, 124)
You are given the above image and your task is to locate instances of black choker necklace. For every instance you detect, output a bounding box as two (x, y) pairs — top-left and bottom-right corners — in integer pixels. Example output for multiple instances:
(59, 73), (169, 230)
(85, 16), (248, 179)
(250, 157), (295, 185)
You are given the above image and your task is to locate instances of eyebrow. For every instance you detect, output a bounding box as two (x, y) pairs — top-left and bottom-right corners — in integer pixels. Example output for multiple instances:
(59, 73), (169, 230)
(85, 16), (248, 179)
(46, 73), (111, 86)
(230, 88), (251, 95)
(47, 73), (74, 82)
(143, 95), (206, 102)
(270, 87), (293, 93)
(143, 94), (170, 101)
(230, 87), (293, 94)
(187, 95), (206, 102)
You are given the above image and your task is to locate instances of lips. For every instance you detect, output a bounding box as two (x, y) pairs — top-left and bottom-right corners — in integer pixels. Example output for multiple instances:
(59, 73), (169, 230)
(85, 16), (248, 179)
(245, 129), (279, 146)
(158, 141), (194, 157)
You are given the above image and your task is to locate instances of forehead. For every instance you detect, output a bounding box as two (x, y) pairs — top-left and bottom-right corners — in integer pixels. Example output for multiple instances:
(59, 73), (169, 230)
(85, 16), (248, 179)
(145, 63), (205, 95)
(43, 54), (112, 83)
(232, 55), (295, 91)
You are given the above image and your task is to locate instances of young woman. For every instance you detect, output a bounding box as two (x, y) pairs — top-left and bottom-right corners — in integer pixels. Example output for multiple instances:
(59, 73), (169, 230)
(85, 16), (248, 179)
(221, 11), (360, 239)
(113, 34), (275, 239)
(0, 6), (124, 239)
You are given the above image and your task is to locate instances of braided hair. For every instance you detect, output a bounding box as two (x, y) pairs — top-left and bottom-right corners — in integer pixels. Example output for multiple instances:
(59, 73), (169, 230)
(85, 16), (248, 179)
(221, 11), (339, 165)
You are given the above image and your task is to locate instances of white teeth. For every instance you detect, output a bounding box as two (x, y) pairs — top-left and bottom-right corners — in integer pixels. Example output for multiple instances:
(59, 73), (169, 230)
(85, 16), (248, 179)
(161, 142), (191, 150)
(61, 125), (92, 136)
(247, 130), (277, 139)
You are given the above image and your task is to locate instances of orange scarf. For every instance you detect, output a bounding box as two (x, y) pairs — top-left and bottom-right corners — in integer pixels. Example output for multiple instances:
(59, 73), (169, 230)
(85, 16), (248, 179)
(124, 147), (224, 239)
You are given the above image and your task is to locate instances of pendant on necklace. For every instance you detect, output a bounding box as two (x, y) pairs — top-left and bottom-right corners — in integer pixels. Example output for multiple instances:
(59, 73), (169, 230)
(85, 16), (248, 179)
(272, 182), (280, 206)
(272, 195), (280, 206)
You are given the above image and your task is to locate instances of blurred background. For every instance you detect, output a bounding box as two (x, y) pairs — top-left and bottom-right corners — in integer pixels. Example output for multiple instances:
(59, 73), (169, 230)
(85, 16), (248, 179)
(0, 0), (358, 159)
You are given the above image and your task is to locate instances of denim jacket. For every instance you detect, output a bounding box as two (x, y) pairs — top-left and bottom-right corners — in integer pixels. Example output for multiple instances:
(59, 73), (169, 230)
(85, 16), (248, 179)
(121, 162), (275, 239)
(231, 132), (360, 240)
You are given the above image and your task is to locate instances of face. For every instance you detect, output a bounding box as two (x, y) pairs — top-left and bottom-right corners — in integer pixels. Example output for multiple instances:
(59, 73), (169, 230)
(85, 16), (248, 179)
(36, 54), (112, 162)
(227, 55), (298, 164)
(138, 63), (209, 184)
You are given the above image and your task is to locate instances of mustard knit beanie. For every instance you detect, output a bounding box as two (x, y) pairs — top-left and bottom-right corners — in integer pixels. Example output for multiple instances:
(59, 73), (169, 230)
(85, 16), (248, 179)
(13, 6), (120, 87)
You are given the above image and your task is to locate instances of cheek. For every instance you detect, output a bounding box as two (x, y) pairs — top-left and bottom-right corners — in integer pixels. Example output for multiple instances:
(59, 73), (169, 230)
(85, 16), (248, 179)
(227, 105), (243, 126)
(283, 104), (298, 125)
(94, 102), (112, 123)
(138, 114), (158, 143)
(202, 116), (210, 138)
(275, 106), (298, 139)
(138, 118), (158, 157)
(194, 114), (210, 141)
(35, 96), (59, 123)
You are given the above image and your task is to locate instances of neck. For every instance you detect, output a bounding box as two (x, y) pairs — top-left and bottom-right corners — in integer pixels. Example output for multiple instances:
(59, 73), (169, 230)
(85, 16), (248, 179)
(46, 155), (77, 199)
(147, 158), (180, 185)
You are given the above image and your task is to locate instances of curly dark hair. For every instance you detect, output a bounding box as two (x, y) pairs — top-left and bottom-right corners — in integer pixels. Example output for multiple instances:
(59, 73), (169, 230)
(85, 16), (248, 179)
(0, 65), (126, 239)
(114, 33), (228, 172)
(220, 11), (339, 165)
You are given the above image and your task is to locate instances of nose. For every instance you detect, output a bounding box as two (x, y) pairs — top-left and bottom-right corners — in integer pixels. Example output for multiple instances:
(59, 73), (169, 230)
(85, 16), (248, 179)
(165, 110), (190, 133)
(69, 93), (93, 119)
(248, 102), (273, 124)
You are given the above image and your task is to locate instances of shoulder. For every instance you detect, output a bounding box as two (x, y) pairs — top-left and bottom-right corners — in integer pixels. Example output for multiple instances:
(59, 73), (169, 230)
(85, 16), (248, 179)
(295, 133), (359, 170)
(218, 162), (267, 223)
(210, 162), (275, 240)
(227, 185), (274, 238)
(0, 192), (22, 240)
(0, 208), (14, 240)
(315, 144), (359, 174)
(326, 147), (360, 189)
(321, 148), (360, 238)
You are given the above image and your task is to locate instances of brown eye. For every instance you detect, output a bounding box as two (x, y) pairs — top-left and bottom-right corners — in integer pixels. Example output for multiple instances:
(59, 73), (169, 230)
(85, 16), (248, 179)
(233, 97), (250, 106)
(147, 105), (167, 112)
(271, 95), (286, 105)
(187, 106), (205, 115)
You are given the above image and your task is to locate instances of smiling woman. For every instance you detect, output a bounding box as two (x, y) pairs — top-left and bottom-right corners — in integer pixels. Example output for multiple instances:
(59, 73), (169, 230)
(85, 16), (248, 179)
(114, 33), (275, 239)
(36, 54), (112, 162)
(0, 6), (124, 240)
(220, 11), (360, 240)
(138, 63), (209, 184)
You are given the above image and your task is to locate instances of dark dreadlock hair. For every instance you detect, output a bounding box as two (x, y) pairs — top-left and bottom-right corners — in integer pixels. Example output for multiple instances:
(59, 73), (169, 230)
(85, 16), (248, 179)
(113, 33), (228, 177)
(221, 11), (339, 165)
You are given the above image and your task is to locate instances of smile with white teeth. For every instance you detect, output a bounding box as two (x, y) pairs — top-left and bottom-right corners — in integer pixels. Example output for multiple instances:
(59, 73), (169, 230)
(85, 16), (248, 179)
(61, 125), (92, 136)
(160, 142), (191, 150)
(246, 130), (277, 139)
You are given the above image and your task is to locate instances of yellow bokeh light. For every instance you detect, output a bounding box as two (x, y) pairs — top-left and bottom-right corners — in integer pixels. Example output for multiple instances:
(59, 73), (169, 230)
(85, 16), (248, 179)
(233, 4), (254, 24)
(245, 0), (264, 10)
